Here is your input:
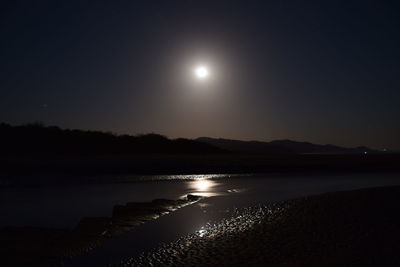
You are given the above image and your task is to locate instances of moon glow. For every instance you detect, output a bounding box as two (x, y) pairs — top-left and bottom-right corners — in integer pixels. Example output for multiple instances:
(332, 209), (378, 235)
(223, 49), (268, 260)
(194, 66), (209, 80)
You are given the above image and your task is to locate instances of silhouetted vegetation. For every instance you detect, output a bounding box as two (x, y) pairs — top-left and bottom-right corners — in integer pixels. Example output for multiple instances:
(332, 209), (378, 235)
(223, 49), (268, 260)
(0, 123), (224, 154)
(1, 123), (399, 176)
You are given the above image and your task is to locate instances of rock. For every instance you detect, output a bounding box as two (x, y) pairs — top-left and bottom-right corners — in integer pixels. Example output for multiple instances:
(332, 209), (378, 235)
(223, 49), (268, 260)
(187, 194), (201, 201)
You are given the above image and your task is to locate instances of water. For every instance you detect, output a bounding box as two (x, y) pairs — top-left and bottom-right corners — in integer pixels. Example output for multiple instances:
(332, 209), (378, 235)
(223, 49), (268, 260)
(0, 173), (243, 228)
(1, 172), (400, 266)
(1, 172), (399, 228)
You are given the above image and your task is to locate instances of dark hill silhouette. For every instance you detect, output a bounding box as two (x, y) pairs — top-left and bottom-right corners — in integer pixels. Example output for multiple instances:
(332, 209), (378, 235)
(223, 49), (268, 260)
(0, 123), (398, 176)
(0, 123), (224, 154)
(0, 123), (382, 155)
(196, 137), (379, 154)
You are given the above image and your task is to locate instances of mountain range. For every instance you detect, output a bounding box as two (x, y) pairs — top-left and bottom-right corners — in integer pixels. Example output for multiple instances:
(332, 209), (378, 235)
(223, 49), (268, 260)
(196, 137), (379, 154)
(0, 123), (385, 155)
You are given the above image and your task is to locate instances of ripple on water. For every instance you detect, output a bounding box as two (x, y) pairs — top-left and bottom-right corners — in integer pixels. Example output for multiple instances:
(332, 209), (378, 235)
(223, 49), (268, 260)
(120, 203), (288, 266)
(134, 173), (251, 181)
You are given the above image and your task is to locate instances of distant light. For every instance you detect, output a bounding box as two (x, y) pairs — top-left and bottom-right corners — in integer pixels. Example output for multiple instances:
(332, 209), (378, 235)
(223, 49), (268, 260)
(364, 151), (368, 154)
(194, 66), (209, 80)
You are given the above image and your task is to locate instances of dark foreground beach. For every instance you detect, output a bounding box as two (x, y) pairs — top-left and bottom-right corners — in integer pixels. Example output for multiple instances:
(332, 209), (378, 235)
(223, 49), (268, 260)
(2, 185), (400, 267)
(130, 186), (400, 267)
(0, 195), (202, 267)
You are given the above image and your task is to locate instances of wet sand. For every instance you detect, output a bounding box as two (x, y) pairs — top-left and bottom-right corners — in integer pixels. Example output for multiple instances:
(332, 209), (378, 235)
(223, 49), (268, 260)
(130, 186), (400, 266)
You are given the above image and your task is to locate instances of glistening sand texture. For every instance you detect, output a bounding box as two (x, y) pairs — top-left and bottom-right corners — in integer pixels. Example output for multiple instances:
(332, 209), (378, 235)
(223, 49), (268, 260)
(127, 186), (400, 267)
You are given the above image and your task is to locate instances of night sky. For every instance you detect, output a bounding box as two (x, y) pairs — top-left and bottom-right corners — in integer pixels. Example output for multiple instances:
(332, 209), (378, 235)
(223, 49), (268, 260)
(1, 1), (399, 149)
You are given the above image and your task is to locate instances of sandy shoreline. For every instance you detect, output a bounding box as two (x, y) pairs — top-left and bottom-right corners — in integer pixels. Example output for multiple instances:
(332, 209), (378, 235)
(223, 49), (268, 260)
(129, 186), (400, 266)
(2, 185), (400, 266)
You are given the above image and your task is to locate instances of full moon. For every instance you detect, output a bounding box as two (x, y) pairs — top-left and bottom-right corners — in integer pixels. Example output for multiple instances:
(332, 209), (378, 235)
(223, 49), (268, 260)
(194, 66), (209, 79)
